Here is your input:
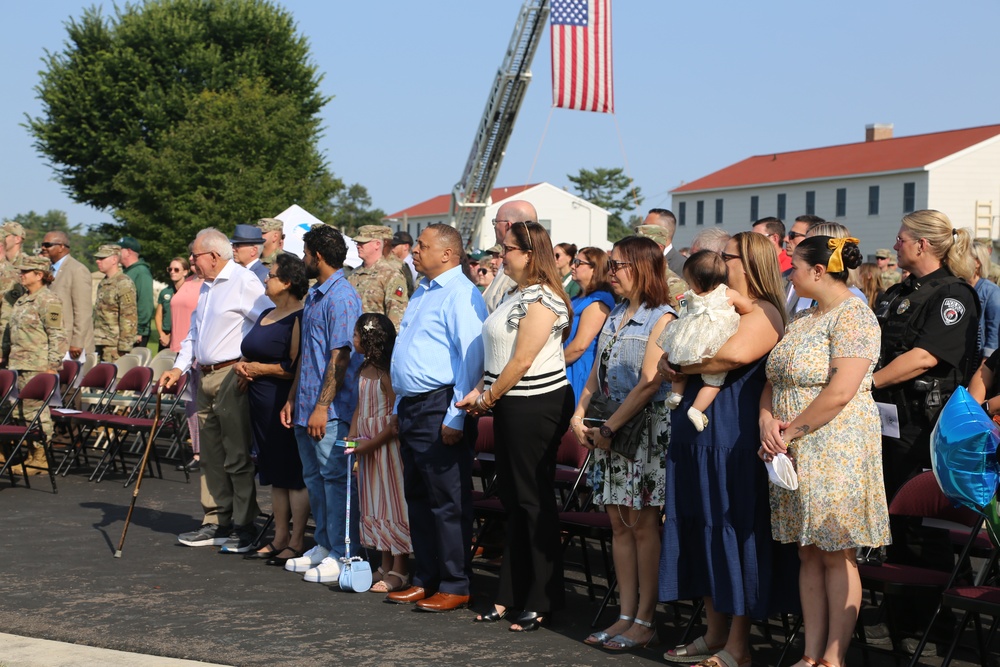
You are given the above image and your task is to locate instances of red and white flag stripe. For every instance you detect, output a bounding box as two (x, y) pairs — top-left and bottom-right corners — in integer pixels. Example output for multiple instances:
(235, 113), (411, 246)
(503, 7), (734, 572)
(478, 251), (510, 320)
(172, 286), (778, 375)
(551, 0), (614, 114)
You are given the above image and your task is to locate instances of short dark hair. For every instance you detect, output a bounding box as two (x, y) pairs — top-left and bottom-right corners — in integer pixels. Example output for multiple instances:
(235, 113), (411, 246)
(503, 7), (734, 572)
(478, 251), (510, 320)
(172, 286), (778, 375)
(302, 224), (347, 269)
(274, 253), (309, 300)
(683, 250), (728, 294)
(648, 208), (676, 226)
(426, 223), (463, 253)
(752, 216), (785, 238)
(794, 214), (826, 229)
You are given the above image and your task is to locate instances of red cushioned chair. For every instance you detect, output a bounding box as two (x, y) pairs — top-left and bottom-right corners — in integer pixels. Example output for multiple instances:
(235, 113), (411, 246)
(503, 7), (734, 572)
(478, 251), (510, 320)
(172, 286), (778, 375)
(0, 369), (19, 425)
(57, 360), (81, 407)
(0, 373), (60, 492)
(80, 366), (154, 482)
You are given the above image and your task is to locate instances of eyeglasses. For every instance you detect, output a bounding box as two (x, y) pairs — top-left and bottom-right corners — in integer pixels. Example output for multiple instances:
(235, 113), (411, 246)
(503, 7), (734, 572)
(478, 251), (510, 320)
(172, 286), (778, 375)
(607, 260), (632, 273)
(720, 252), (741, 262)
(896, 235), (920, 245)
(190, 251), (215, 260)
(501, 244), (524, 255)
(491, 218), (511, 225)
(40, 242), (65, 248)
(786, 231), (806, 241)
(266, 273), (280, 280)
(571, 258), (594, 267)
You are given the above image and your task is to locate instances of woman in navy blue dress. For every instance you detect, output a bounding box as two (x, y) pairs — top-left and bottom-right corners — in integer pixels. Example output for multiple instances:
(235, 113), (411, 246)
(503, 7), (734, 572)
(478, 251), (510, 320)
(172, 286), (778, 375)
(234, 255), (308, 565)
(562, 246), (615, 401)
(658, 232), (794, 667)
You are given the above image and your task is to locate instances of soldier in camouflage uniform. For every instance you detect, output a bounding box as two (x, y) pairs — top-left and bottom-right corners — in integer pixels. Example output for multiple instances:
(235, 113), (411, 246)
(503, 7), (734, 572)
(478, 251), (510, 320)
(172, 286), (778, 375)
(257, 217), (299, 266)
(92, 244), (138, 362)
(637, 224), (689, 308)
(0, 226), (26, 339)
(1, 256), (68, 468)
(875, 248), (902, 290)
(348, 225), (409, 331)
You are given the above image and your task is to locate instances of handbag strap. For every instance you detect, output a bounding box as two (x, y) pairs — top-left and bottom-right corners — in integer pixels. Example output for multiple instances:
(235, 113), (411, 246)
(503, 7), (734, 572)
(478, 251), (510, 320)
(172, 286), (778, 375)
(344, 447), (352, 554)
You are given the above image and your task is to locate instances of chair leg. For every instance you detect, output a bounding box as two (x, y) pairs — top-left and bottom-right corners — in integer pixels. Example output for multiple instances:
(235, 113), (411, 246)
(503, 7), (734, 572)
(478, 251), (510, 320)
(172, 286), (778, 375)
(679, 598), (705, 645)
(940, 610), (972, 667)
(591, 569), (617, 628)
(776, 614), (803, 667)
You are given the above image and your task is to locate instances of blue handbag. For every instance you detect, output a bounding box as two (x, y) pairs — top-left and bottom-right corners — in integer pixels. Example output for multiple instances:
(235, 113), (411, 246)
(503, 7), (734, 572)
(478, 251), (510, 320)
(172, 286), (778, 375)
(335, 440), (372, 593)
(929, 386), (1000, 511)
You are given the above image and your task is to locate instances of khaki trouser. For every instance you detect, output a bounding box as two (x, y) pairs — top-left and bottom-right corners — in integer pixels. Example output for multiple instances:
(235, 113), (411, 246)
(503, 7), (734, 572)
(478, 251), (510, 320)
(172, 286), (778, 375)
(196, 365), (258, 528)
(95, 345), (122, 363)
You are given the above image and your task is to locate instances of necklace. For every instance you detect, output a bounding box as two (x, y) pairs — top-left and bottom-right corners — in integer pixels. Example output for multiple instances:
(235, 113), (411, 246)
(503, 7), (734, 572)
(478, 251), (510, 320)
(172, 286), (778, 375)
(813, 288), (852, 317)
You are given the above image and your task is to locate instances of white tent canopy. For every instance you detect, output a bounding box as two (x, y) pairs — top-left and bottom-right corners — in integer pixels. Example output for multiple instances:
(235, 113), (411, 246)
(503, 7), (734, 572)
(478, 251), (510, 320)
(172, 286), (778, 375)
(274, 204), (361, 269)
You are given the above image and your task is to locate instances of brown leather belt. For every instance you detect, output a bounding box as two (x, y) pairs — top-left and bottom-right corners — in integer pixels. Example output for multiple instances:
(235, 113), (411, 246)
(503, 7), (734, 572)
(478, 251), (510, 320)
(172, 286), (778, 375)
(201, 358), (240, 374)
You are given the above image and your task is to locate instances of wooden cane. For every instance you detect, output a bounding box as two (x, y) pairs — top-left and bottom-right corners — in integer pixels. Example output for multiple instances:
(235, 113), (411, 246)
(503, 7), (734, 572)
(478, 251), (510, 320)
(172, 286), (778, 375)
(114, 387), (162, 558)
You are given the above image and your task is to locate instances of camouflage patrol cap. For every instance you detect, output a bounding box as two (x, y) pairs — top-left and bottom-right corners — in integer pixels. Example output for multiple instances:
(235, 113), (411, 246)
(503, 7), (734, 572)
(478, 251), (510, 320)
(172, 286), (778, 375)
(875, 248), (891, 259)
(637, 225), (670, 246)
(93, 244), (122, 259)
(257, 217), (285, 233)
(1, 221), (25, 237)
(16, 255), (51, 272)
(353, 225), (394, 243)
(486, 244), (502, 255)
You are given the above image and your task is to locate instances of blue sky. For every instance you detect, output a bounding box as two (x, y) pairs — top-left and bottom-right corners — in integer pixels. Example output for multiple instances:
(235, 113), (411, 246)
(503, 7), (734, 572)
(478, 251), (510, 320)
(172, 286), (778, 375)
(3, 0), (999, 229)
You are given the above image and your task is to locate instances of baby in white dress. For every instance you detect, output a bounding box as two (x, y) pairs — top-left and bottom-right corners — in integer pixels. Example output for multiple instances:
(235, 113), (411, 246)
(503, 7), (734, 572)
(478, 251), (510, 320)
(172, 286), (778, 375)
(658, 250), (754, 431)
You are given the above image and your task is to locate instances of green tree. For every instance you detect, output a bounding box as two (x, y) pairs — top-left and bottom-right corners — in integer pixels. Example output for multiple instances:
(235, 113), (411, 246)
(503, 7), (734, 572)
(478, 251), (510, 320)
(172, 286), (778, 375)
(329, 184), (386, 236)
(28, 0), (341, 270)
(567, 167), (644, 243)
(9, 210), (109, 271)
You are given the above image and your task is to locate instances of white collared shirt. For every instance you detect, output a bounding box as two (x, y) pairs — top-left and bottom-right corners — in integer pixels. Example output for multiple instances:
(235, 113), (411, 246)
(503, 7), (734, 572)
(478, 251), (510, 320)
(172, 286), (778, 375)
(663, 243), (674, 257)
(175, 260), (272, 373)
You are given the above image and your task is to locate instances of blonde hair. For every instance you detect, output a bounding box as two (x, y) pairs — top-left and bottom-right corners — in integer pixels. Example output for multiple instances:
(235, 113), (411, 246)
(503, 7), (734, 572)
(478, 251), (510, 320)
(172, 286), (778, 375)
(902, 210), (975, 281)
(858, 263), (882, 308)
(807, 221), (861, 288)
(971, 241), (993, 281)
(733, 232), (788, 327)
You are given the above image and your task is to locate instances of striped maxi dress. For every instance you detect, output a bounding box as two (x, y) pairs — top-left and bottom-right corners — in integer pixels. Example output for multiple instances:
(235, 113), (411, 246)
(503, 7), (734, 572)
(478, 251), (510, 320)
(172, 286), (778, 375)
(357, 372), (412, 555)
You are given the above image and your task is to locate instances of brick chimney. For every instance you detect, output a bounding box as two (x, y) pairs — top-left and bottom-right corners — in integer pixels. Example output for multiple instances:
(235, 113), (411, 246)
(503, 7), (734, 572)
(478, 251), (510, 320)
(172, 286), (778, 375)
(865, 123), (894, 142)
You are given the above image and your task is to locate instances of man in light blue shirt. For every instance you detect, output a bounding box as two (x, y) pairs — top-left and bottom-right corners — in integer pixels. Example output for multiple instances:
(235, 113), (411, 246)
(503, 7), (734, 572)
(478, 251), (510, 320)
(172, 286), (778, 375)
(386, 224), (487, 612)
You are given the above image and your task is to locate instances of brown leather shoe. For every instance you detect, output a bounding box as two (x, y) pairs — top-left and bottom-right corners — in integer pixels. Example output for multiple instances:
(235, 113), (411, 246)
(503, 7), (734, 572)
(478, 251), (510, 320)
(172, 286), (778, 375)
(415, 592), (470, 613)
(385, 586), (428, 604)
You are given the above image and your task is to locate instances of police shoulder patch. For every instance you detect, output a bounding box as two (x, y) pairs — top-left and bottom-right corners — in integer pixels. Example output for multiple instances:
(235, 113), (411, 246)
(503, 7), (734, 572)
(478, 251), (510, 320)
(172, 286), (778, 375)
(941, 297), (965, 326)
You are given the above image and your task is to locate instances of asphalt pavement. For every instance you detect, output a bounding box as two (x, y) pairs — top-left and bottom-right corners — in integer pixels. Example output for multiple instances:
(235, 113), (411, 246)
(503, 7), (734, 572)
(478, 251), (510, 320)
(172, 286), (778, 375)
(0, 460), (987, 666)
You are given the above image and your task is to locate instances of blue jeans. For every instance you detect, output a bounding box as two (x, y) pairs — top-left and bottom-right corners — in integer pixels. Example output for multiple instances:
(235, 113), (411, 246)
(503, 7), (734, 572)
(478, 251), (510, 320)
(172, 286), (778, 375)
(295, 421), (360, 558)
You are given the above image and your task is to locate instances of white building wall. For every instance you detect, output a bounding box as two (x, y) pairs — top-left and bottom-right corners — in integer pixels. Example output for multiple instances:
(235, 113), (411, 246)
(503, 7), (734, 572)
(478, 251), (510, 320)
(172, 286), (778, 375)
(671, 171), (930, 261)
(926, 139), (1000, 237)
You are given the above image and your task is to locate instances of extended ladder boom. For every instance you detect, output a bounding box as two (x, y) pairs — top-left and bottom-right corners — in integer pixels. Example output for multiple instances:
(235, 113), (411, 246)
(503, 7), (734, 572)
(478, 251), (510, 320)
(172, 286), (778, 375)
(451, 0), (550, 247)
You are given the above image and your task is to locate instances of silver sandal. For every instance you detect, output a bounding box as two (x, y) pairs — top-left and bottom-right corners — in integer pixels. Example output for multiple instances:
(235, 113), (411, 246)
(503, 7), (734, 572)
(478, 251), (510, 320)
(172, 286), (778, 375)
(584, 614), (633, 646)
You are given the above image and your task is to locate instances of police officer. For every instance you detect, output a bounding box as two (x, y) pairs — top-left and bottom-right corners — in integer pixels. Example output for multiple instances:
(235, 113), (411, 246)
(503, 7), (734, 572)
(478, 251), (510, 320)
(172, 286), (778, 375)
(1, 255), (68, 470)
(92, 244), (138, 362)
(872, 211), (980, 501)
(347, 225), (409, 331)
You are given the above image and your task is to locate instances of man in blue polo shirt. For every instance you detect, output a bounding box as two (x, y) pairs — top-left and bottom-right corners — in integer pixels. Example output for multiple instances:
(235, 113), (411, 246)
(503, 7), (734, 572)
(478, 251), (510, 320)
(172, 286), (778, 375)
(280, 225), (362, 583)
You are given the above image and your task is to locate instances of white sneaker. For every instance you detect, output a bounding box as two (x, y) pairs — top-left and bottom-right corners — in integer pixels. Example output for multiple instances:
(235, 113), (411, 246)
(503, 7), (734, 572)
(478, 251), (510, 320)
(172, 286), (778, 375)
(284, 545), (330, 573)
(303, 556), (341, 583)
(666, 392), (683, 409)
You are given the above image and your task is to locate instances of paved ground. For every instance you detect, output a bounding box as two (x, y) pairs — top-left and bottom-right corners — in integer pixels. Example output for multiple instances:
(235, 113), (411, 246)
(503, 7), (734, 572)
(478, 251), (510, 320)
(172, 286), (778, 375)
(0, 459), (989, 667)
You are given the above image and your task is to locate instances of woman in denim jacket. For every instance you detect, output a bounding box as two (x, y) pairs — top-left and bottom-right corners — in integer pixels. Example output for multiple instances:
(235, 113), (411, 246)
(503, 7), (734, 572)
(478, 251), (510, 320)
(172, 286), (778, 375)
(571, 235), (676, 652)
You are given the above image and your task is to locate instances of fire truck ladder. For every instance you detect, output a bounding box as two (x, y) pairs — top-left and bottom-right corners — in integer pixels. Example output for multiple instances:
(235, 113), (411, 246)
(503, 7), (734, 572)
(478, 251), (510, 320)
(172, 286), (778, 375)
(451, 0), (550, 247)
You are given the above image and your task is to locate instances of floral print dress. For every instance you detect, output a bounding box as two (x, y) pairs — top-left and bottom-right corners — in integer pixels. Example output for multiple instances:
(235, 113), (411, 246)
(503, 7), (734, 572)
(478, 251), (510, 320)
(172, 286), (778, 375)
(765, 297), (891, 551)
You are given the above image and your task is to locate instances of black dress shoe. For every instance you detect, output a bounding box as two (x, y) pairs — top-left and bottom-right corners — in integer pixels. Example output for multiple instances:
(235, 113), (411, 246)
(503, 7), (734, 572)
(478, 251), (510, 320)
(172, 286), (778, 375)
(175, 458), (200, 472)
(265, 547), (302, 567)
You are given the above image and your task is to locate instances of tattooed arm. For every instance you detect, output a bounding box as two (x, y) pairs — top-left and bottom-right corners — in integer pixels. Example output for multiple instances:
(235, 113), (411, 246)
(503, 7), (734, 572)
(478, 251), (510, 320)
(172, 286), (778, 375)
(782, 357), (871, 445)
(307, 346), (352, 439)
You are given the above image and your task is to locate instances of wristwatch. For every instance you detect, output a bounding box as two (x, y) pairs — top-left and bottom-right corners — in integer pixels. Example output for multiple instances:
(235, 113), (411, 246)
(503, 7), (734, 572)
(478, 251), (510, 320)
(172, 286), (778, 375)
(983, 400), (992, 416)
(599, 424), (616, 439)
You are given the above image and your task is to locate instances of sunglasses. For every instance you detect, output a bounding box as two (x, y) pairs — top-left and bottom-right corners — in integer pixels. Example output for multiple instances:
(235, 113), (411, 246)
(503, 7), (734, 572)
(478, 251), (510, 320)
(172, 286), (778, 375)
(571, 258), (594, 267)
(40, 242), (65, 248)
(167, 267), (184, 273)
(786, 231), (807, 240)
(720, 252), (742, 262)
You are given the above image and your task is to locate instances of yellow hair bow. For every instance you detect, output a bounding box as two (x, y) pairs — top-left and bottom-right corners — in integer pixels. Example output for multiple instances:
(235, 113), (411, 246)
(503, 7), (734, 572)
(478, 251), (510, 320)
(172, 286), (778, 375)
(827, 237), (860, 273)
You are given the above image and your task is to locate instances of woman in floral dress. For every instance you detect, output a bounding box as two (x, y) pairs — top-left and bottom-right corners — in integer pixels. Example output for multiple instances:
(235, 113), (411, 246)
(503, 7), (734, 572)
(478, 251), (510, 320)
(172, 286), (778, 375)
(760, 235), (890, 667)
(570, 235), (675, 652)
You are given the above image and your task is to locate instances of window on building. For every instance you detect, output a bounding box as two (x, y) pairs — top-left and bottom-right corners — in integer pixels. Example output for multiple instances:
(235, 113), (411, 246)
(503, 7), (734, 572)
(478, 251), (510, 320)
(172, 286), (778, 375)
(715, 199), (724, 224)
(868, 185), (880, 216)
(805, 191), (816, 215)
(836, 188), (847, 217)
(750, 195), (759, 222)
(678, 202), (686, 226)
(903, 182), (915, 214)
(696, 200), (705, 225)
(777, 193), (786, 221)
(538, 219), (552, 232)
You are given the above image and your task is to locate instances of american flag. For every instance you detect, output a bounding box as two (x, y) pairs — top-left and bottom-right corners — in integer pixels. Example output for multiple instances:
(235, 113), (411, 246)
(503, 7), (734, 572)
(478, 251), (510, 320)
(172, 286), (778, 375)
(550, 0), (614, 113)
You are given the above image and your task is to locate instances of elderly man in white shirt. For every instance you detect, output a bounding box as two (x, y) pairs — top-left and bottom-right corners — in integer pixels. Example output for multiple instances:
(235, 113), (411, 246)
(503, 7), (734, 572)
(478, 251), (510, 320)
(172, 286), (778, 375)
(161, 228), (273, 553)
(481, 200), (537, 313)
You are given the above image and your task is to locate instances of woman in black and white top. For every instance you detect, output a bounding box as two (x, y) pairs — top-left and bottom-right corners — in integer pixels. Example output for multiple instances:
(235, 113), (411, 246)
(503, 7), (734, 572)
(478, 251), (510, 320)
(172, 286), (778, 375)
(459, 220), (574, 632)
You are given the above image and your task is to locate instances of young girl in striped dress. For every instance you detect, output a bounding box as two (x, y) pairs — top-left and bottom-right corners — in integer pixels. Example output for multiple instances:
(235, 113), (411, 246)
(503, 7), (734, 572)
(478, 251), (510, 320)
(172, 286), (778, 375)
(347, 313), (412, 593)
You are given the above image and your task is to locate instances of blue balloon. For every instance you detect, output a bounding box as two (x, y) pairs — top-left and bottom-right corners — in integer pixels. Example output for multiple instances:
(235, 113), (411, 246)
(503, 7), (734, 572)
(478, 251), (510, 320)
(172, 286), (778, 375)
(930, 386), (1000, 510)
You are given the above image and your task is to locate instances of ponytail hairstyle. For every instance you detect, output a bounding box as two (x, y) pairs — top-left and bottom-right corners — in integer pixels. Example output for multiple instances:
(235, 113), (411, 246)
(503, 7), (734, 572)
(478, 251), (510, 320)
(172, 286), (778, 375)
(902, 209), (975, 281)
(795, 235), (863, 283)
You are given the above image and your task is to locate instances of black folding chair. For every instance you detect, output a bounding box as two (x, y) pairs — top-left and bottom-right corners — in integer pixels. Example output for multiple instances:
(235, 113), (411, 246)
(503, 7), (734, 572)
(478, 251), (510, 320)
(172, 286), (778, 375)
(50, 363), (118, 475)
(0, 373), (60, 492)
